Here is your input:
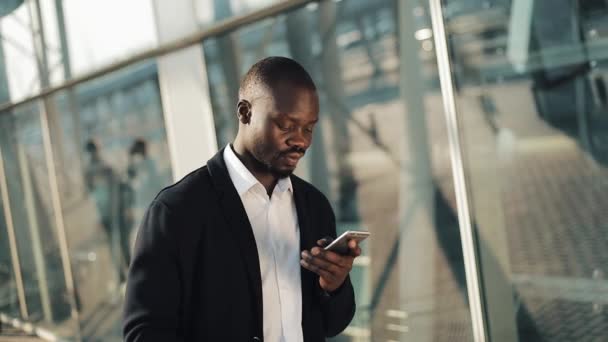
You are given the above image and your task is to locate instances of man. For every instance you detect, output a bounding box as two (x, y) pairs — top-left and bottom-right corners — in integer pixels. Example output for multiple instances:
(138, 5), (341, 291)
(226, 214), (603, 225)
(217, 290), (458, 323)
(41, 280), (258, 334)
(123, 57), (360, 341)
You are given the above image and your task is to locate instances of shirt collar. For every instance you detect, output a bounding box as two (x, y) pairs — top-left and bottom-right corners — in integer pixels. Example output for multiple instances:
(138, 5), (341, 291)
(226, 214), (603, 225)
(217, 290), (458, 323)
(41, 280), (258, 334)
(276, 175), (293, 194)
(223, 145), (293, 196)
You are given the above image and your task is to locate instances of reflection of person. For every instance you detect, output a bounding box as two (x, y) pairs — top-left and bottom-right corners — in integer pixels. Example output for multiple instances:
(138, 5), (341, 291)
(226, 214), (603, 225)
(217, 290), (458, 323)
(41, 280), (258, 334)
(118, 172), (134, 274)
(84, 140), (118, 246)
(120, 139), (160, 269)
(84, 140), (122, 279)
(127, 139), (160, 224)
(124, 57), (360, 341)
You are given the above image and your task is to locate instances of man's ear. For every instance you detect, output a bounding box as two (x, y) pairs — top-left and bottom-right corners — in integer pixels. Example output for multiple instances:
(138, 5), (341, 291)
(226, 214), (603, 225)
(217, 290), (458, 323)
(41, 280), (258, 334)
(237, 100), (252, 124)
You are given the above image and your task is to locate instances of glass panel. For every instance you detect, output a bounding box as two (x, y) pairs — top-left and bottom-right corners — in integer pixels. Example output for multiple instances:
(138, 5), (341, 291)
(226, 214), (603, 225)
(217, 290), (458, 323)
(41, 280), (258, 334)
(0, 0), (289, 105)
(443, 0), (608, 340)
(50, 60), (172, 341)
(0, 2), (41, 103)
(59, 0), (158, 75)
(0, 187), (19, 318)
(203, 0), (474, 340)
(194, 0), (287, 27)
(0, 102), (79, 339)
(0, 0), (158, 103)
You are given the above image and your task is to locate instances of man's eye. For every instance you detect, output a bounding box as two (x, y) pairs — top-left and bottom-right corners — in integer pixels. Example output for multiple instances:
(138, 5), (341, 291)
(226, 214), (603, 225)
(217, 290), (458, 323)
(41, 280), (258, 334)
(277, 123), (292, 131)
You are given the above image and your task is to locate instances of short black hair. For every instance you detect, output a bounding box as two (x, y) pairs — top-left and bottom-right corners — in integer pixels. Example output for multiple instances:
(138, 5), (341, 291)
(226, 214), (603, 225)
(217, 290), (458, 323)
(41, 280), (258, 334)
(129, 138), (147, 157)
(85, 139), (98, 153)
(239, 56), (316, 99)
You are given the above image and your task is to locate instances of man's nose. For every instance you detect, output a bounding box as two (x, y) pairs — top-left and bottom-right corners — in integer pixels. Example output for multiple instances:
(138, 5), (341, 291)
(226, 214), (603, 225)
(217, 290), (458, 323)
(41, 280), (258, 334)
(287, 129), (311, 150)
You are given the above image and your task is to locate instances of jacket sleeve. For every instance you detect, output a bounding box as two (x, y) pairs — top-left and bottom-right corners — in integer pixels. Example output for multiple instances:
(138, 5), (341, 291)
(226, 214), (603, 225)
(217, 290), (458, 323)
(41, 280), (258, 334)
(123, 199), (183, 342)
(318, 196), (356, 337)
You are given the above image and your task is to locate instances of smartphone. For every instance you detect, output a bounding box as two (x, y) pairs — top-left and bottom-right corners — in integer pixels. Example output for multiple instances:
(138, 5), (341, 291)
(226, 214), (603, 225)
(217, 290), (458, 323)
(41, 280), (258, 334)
(324, 230), (370, 255)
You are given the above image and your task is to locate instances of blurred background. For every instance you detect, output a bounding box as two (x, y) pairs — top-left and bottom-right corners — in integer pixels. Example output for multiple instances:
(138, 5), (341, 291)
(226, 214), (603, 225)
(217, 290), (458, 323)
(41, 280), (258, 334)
(0, 0), (607, 341)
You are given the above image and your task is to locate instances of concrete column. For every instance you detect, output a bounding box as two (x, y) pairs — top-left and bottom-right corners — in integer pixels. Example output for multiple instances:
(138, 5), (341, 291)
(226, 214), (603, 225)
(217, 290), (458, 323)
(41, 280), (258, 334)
(212, 0), (242, 146)
(396, 1), (436, 340)
(30, 0), (70, 196)
(319, 0), (359, 221)
(152, 0), (218, 181)
(55, 0), (85, 196)
(286, 9), (331, 197)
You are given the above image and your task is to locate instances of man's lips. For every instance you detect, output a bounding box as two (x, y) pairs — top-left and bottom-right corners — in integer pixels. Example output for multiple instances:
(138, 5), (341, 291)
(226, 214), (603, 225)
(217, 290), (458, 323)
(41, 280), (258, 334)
(281, 152), (304, 165)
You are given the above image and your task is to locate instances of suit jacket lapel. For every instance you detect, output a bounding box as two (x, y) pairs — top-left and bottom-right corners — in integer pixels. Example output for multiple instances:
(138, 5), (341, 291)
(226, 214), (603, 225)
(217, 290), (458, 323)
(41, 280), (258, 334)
(293, 178), (315, 251)
(207, 149), (263, 336)
(292, 177), (316, 339)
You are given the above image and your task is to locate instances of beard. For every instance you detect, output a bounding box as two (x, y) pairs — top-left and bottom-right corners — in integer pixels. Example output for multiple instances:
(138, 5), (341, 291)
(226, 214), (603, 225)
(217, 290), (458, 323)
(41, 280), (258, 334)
(252, 144), (291, 178)
(251, 140), (304, 178)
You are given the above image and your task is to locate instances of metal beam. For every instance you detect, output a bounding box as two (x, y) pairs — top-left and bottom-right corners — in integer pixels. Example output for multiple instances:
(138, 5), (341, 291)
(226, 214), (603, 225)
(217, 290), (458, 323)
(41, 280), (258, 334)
(319, 0), (360, 222)
(0, 133), (28, 320)
(397, 0), (436, 340)
(16, 143), (53, 323)
(429, 0), (489, 341)
(286, 9), (331, 197)
(38, 99), (81, 340)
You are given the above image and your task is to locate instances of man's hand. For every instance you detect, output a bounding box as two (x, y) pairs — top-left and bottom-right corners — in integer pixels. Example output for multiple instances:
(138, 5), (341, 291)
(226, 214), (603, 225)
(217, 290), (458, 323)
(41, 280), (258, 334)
(300, 238), (362, 293)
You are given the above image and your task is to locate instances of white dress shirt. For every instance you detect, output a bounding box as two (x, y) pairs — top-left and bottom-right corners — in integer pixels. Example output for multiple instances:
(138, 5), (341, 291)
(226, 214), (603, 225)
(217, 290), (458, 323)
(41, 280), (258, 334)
(224, 145), (303, 342)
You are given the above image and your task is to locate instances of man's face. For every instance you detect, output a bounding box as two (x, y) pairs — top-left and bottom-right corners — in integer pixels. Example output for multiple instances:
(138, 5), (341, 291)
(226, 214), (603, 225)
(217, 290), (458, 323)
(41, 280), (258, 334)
(246, 81), (319, 178)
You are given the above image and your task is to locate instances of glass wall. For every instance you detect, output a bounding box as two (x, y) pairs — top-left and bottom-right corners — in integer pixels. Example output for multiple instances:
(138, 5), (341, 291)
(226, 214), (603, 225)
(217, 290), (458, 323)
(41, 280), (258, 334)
(203, 0), (475, 340)
(195, 0), (288, 27)
(51, 60), (173, 341)
(0, 58), (173, 340)
(0, 0), (158, 103)
(0, 199), (18, 319)
(0, 0), (293, 104)
(0, 102), (80, 339)
(2, 0), (606, 341)
(440, 0), (608, 340)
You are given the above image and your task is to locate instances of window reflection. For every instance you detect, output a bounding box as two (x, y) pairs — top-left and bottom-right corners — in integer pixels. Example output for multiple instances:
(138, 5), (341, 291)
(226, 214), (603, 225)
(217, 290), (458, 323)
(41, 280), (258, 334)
(53, 62), (172, 341)
(0, 104), (79, 338)
(444, 0), (608, 340)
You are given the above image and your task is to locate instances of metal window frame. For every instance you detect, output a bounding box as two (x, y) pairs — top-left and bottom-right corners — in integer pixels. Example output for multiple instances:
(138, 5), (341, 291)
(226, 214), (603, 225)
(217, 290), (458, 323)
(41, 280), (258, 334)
(0, 131), (29, 321)
(38, 99), (82, 339)
(428, 0), (490, 341)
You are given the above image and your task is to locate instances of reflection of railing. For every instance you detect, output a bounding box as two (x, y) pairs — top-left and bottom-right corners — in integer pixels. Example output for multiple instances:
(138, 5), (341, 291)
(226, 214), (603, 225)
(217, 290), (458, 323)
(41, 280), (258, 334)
(455, 39), (608, 82)
(446, 8), (509, 35)
(0, 313), (56, 341)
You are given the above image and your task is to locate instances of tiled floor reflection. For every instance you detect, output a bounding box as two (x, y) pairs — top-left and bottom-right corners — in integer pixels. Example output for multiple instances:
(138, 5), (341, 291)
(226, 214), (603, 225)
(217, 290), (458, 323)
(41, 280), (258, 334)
(441, 81), (608, 341)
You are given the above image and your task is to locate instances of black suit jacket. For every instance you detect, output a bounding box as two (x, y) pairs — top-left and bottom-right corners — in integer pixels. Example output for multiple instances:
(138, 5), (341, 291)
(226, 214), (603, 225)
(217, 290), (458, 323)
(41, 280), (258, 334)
(123, 149), (356, 341)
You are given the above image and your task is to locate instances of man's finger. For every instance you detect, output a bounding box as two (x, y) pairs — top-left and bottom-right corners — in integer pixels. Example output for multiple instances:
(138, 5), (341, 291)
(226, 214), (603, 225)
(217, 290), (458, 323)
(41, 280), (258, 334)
(348, 240), (362, 256)
(302, 251), (341, 274)
(300, 259), (336, 281)
(317, 236), (333, 248)
(319, 249), (353, 268)
(310, 248), (352, 269)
